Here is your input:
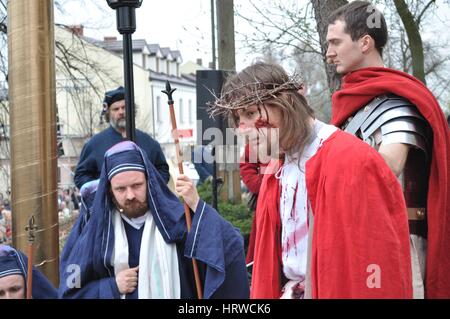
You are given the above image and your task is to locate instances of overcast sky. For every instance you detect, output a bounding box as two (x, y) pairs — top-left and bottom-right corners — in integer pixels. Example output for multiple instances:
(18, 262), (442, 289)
(55, 0), (450, 72)
(55, 0), (259, 71)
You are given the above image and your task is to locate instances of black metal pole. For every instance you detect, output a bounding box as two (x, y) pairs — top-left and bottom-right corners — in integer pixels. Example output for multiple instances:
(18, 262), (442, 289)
(211, 146), (218, 210)
(107, 2), (142, 142)
(123, 32), (136, 142)
(210, 0), (216, 70)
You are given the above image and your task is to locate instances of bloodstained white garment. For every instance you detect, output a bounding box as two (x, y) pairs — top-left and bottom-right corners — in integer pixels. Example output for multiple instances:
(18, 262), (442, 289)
(278, 120), (337, 282)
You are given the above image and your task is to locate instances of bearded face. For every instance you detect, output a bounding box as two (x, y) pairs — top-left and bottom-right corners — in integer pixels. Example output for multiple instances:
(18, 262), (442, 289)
(108, 100), (126, 131)
(113, 197), (148, 218)
(110, 171), (148, 218)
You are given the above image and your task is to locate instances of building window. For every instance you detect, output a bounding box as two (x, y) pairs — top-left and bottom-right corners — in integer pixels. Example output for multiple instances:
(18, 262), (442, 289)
(179, 99), (184, 123)
(188, 100), (193, 123)
(156, 96), (162, 123)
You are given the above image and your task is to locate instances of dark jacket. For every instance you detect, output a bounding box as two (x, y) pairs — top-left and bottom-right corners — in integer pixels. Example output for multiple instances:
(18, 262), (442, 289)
(74, 126), (169, 188)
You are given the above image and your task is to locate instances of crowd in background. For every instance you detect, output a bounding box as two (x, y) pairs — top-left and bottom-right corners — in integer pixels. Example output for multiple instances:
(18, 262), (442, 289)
(0, 187), (81, 245)
(0, 190), (11, 244)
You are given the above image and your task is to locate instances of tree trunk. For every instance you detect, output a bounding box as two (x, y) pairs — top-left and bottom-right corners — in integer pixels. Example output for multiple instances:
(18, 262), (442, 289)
(216, 0), (236, 72)
(393, 0), (427, 84)
(311, 0), (348, 94)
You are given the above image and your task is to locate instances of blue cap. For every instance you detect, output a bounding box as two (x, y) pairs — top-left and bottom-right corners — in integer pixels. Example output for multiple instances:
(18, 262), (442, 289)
(103, 86), (125, 108)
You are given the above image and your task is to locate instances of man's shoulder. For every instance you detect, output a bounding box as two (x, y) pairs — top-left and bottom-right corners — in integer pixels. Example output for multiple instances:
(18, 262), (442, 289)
(324, 130), (381, 161)
(81, 128), (118, 158)
(314, 131), (392, 181)
(135, 129), (159, 145)
(135, 128), (154, 139)
(85, 127), (114, 143)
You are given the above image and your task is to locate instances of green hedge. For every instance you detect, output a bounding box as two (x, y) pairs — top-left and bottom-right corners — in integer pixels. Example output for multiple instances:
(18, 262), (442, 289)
(197, 180), (253, 238)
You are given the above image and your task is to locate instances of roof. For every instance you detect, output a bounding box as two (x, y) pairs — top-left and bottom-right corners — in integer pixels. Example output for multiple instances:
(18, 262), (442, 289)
(147, 43), (161, 55)
(149, 71), (195, 88)
(94, 38), (149, 53)
(90, 38), (182, 61)
(171, 50), (182, 59)
(160, 47), (172, 59)
(181, 73), (196, 83)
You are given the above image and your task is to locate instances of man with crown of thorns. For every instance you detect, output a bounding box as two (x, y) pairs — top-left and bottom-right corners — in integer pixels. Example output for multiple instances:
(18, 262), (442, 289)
(210, 61), (413, 299)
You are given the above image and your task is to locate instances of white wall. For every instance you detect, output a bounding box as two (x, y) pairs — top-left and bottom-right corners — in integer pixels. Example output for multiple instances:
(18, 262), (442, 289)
(54, 26), (155, 187)
(0, 27), (196, 190)
(55, 26), (154, 137)
(148, 56), (157, 71)
(151, 80), (196, 162)
(133, 52), (144, 68)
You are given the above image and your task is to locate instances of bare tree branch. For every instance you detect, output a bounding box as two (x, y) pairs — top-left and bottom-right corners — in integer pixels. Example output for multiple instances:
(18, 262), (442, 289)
(416, 0), (436, 26)
(236, 0), (322, 56)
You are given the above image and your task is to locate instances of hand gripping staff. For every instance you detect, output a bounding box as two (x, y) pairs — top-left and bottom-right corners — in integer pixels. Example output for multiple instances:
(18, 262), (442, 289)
(162, 81), (203, 299)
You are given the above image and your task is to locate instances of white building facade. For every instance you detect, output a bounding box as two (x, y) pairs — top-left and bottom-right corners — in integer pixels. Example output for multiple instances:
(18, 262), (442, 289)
(94, 36), (198, 166)
(0, 25), (200, 192)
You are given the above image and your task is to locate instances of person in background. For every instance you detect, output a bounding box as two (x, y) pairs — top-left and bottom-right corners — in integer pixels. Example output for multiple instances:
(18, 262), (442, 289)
(191, 145), (214, 185)
(74, 86), (170, 189)
(0, 244), (57, 299)
(71, 187), (79, 211)
(326, 1), (450, 298)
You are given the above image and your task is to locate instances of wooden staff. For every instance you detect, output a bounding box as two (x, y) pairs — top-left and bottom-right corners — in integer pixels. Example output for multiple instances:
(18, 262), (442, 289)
(162, 81), (203, 299)
(25, 215), (37, 299)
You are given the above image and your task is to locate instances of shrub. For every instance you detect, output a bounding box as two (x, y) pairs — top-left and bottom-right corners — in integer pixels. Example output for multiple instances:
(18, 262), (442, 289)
(197, 180), (253, 238)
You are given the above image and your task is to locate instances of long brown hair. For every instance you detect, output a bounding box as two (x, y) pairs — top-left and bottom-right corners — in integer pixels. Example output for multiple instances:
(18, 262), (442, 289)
(220, 62), (315, 156)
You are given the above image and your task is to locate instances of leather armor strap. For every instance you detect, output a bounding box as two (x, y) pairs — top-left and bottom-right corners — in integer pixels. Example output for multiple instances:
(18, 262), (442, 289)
(407, 207), (426, 220)
(407, 207), (427, 238)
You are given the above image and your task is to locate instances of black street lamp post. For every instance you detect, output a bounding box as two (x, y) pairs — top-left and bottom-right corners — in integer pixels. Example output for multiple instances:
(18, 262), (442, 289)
(106, 0), (143, 142)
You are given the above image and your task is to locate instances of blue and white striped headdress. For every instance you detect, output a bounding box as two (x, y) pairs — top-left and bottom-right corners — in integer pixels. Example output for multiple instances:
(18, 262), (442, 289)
(0, 244), (24, 279)
(0, 244), (57, 298)
(76, 140), (185, 280)
(105, 142), (146, 181)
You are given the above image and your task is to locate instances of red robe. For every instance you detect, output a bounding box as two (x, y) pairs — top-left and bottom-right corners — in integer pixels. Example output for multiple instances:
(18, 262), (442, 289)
(240, 143), (268, 264)
(251, 130), (412, 298)
(332, 67), (450, 298)
(240, 144), (265, 195)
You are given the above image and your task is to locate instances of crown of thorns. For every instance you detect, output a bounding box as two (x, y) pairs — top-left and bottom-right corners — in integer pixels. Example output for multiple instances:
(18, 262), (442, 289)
(207, 75), (304, 118)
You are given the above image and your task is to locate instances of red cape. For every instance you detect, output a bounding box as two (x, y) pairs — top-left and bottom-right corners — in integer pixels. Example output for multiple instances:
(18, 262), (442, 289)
(251, 130), (412, 298)
(332, 67), (450, 298)
(240, 144), (268, 264)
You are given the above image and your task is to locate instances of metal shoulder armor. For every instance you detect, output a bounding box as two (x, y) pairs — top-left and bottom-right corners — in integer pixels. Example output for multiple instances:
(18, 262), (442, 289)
(344, 95), (432, 233)
(344, 95), (431, 156)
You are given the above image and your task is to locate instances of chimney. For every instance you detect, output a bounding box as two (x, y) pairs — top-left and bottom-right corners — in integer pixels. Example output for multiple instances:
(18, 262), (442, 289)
(104, 36), (117, 42)
(196, 58), (203, 66)
(67, 25), (84, 36)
